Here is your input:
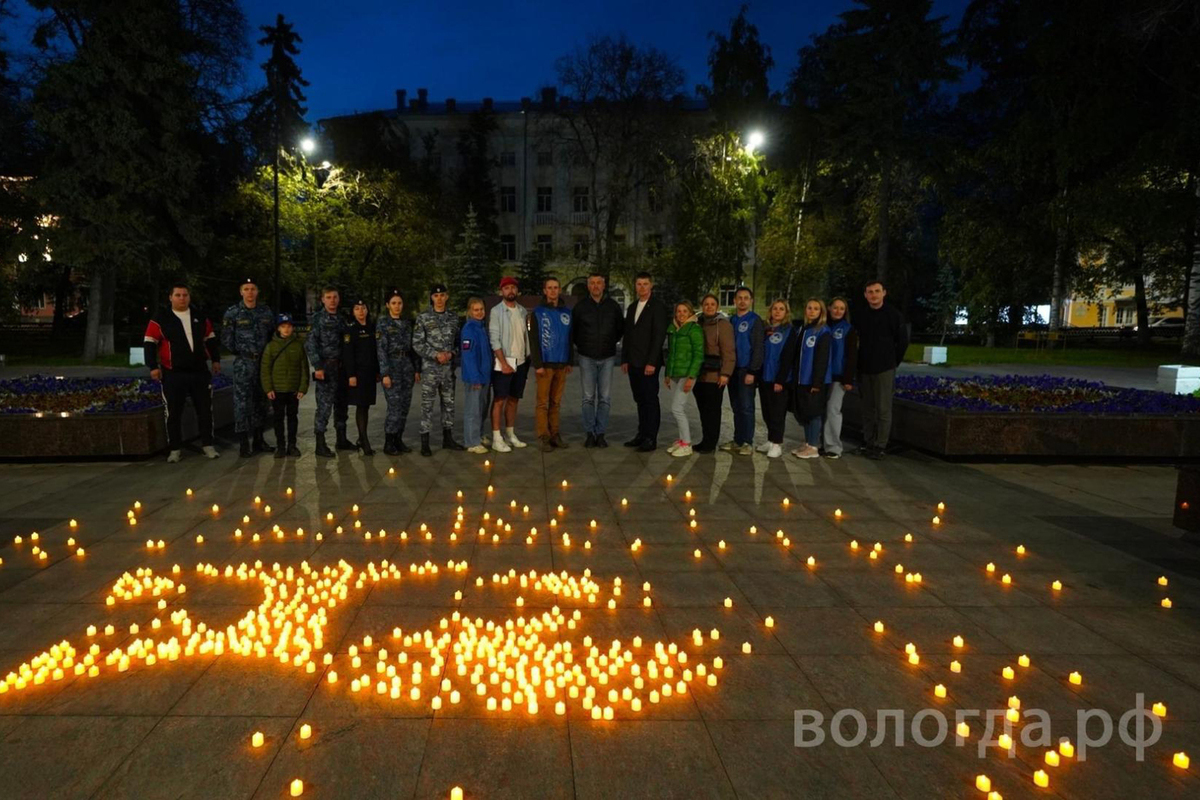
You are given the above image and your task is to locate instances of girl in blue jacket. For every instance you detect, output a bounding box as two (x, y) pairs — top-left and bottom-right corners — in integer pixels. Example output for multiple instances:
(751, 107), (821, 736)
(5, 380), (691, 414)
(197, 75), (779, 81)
(459, 298), (492, 453)
(785, 298), (831, 459)
(758, 299), (796, 459)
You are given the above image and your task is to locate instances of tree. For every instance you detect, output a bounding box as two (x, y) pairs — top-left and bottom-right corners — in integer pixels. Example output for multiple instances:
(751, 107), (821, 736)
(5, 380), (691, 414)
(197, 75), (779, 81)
(28, 0), (247, 361)
(455, 107), (499, 239)
(698, 5), (776, 132)
(446, 205), (496, 309)
(517, 248), (548, 295)
(553, 35), (687, 274)
(245, 13), (309, 309)
(791, 0), (958, 284)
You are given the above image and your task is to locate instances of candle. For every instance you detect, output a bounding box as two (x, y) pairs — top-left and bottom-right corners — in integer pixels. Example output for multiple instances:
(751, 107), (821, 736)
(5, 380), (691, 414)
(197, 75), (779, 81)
(451, 788), (464, 800)
(725, 597), (733, 608)
(1051, 580), (1062, 591)
(1016, 544), (1025, 555)
(904, 533), (913, 542)
(299, 723), (312, 740)
(782, 497), (790, 506)
(1173, 751), (1189, 769)
(1068, 671), (1082, 685)
(975, 775), (991, 792)
(1033, 769), (1049, 788)
(621, 498), (628, 506)
(952, 635), (964, 648)
(764, 616), (774, 628)
(1018, 654), (1030, 667)
(986, 562), (995, 573)
(931, 515), (940, 525)
(1162, 598), (1173, 608)
(873, 621), (884, 633)
(666, 474), (673, 482)
(1059, 739), (1074, 758)
(956, 722), (969, 737)
(934, 684), (946, 698)
(950, 660), (961, 673)
(807, 556), (816, 567)
(1152, 702), (1166, 717)
(252, 731), (264, 747)
(1044, 750), (1059, 767)
(1001, 573), (1012, 585)
(741, 642), (752, 654)
(834, 508), (842, 518)
(908, 653), (919, 665)
(290, 779), (303, 797)
(1158, 576), (1168, 586)
(1002, 666), (1015, 680)
(937, 501), (945, 511)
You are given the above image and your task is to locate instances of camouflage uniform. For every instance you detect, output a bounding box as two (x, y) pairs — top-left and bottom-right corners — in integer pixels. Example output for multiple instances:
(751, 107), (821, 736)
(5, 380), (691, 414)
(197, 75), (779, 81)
(220, 301), (274, 434)
(413, 306), (459, 434)
(305, 307), (348, 435)
(376, 316), (420, 435)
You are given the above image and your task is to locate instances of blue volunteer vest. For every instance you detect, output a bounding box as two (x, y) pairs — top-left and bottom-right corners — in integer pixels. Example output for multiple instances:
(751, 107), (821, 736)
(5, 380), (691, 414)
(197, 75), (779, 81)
(533, 305), (572, 363)
(761, 324), (792, 383)
(798, 324), (831, 385)
(732, 311), (760, 369)
(829, 320), (851, 377)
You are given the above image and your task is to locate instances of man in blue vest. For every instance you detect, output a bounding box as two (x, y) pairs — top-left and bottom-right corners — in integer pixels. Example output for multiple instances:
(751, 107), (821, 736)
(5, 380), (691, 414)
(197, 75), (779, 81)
(722, 286), (764, 455)
(528, 276), (573, 452)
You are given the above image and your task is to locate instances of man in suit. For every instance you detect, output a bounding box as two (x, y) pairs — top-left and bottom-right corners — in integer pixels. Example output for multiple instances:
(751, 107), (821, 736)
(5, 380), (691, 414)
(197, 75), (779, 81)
(620, 271), (669, 451)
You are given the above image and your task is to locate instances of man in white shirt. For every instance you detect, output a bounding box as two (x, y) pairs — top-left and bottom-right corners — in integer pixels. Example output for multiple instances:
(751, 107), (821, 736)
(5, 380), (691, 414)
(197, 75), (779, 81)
(487, 276), (530, 452)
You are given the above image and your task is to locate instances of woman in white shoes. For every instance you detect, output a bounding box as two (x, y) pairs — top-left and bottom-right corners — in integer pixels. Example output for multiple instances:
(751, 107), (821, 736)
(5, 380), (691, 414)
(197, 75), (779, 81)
(664, 300), (704, 457)
(757, 299), (795, 459)
(786, 298), (831, 459)
(823, 297), (857, 459)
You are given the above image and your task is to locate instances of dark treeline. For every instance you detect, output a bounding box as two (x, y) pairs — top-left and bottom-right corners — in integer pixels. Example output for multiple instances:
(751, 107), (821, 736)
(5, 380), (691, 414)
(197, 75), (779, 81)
(1, 0), (1198, 360)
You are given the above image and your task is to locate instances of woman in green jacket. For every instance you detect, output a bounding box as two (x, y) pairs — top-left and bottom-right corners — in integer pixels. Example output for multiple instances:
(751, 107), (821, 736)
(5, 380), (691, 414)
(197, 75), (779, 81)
(663, 300), (704, 457)
(260, 314), (310, 457)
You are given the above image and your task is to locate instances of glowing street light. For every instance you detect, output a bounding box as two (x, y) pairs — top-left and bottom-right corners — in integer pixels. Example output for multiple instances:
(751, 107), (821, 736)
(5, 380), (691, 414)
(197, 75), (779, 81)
(745, 130), (765, 153)
(299, 137), (316, 155)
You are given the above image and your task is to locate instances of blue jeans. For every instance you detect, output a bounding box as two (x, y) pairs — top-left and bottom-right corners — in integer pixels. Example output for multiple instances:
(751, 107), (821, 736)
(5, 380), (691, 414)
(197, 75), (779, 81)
(804, 415), (823, 447)
(728, 370), (756, 444)
(578, 355), (616, 435)
(463, 384), (486, 447)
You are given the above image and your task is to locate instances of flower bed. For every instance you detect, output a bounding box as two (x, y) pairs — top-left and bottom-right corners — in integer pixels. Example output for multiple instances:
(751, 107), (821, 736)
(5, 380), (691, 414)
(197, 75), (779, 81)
(0, 373), (231, 416)
(0, 373), (234, 459)
(843, 375), (1200, 459)
(894, 375), (1200, 415)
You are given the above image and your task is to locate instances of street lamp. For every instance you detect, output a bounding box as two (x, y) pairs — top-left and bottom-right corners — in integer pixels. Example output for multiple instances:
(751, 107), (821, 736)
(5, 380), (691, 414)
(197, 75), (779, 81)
(300, 137), (316, 155)
(745, 130), (765, 154)
(273, 136), (318, 310)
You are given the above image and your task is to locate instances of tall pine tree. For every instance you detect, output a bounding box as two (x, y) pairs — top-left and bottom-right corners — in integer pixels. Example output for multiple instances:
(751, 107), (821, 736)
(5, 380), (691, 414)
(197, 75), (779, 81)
(447, 205), (497, 310)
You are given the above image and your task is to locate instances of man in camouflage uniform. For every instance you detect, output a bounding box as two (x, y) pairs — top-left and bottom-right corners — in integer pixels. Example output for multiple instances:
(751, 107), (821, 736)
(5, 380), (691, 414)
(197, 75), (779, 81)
(305, 286), (353, 457)
(221, 277), (275, 457)
(376, 288), (421, 455)
(413, 283), (465, 456)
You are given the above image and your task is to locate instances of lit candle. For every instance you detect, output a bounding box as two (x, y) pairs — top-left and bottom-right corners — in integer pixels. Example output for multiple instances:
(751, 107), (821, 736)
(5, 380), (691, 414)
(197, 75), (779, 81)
(932, 515), (940, 525)
(299, 724), (311, 740)
(950, 660), (961, 673)
(975, 775), (991, 792)
(1068, 671), (1082, 686)
(1158, 576), (1168, 586)
(1018, 654), (1030, 668)
(1044, 750), (1059, 767)
(986, 562), (995, 573)
(1033, 769), (1049, 788)
(1001, 573), (1011, 585)
(937, 502), (945, 511)
(764, 616), (774, 628)
(451, 788), (464, 800)
(1016, 544), (1025, 555)
(724, 597), (733, 608)
(1152, 702), (1166, 717)
(1051, 580), (1062, 591)
(251, 731), (264, 748)
(873, 621), (884, 633)
(952, 635), (964, 648)
(934, 684), (946, 698)
(997, 733), (1013, 750)
(834, 508), (842, 518)
(1162, 598), (1173, 608)
(289, 779), (303, 797)
(741, 642), (752, 654)
(806, 556), (816, 567)
(904, 533), (913, 542)
(1002, 666), (1015, 680)
(956, 722), (969, 737)
(1173, 751), (1189, 769)
(1059, 739), (1074, 758)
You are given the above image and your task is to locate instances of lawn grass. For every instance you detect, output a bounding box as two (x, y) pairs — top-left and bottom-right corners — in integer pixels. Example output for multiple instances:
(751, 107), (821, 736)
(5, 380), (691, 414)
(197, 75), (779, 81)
(903, 343), (1197, 369)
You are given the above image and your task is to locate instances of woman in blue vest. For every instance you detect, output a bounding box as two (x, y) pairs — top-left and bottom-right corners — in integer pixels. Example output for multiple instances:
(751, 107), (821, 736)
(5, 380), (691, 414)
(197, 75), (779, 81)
(724, 287), (764, 454)
(757, 299), (796, 459)
(785, 298), (831, 459)
(459, 297), (492, 454)
(823, 297), (858, 459)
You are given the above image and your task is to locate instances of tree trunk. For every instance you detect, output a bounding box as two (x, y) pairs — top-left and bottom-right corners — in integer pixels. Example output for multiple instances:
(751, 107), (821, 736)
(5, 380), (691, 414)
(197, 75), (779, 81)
(876, 155), (891, 283)
(1049, 190), (1070, 332)
(1133, 265), (1150, 347)
(82, 269), (104, 363)
(98, 268), (115, 358)
(1183, 163), (1200, 356)
(52, 265), (71, 338)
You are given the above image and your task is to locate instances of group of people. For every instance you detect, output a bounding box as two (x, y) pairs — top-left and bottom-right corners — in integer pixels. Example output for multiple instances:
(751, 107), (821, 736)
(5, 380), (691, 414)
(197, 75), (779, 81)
(142, 271), (907, 463)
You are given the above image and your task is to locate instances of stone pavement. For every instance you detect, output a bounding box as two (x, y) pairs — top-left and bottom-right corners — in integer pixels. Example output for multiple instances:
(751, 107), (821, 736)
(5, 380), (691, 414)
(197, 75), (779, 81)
(0, 380), (1198, 799)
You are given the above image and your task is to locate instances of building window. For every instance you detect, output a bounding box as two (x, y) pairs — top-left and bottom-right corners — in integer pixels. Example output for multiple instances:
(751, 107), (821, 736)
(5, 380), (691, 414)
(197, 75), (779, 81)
(647, 185), (663, 213)
(500, 151), (516, 167)
(536, 187), (553, 213)
(500, 235), (516, 261)
(645, 233), (664, 256)
(1098, 306), (1108, 327)
(719, 284), (738, 307)
(500, 186), (516, 213)
(573, 236), (590, 260)
(537, 150), (553, 167)
(1115, 306), (1135, 325)
(572, 187), (589, 213)
(536, 234), (553, 258)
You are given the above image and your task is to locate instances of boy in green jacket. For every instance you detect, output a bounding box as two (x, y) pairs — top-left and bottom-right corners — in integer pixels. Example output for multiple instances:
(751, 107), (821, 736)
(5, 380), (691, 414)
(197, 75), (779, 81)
(261, 313), (310, 458)
(663, 300), (704, 457)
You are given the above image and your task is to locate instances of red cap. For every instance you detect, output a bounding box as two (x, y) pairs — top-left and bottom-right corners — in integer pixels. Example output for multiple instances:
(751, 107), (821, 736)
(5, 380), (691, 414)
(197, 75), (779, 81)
(499, 276), (519, 289)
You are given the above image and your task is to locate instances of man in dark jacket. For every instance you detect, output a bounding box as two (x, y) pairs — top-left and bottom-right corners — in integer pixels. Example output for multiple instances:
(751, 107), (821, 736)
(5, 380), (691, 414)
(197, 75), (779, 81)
(854, 279), (909, 459)
(621, 271), (669, 451)
(143, 282), (222, 462)
(570, 272), (624, 448)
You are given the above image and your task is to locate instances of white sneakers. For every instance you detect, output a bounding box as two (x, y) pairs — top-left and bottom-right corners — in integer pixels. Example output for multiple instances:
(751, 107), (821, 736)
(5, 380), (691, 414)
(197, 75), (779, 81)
(492, 437), (512, 453)
(672, 444), (694, 457)
(202, 445), (220, 459)
(467, 445), (489, 454)
(507, 430), (527, 449)
(767, 443), (782, 458)
(667, 439), (683, 454)
(793, 445), (820, 459)
(167, 450), (182, 463)
(756, 442), (771, 453)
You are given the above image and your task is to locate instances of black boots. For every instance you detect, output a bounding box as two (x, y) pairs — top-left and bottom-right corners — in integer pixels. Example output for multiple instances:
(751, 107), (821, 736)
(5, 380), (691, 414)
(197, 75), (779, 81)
(315, 432), (335, 458)
(443, 428), (465, 451)
(395, 426), (411, 453)
(383, 433), (400, 456)
(252, 427), (273, 454)
(239, 433), (252, 458)
(420, 433), (432, 457)
(355, 408), (373, 456)
(335, 426), (357, 451)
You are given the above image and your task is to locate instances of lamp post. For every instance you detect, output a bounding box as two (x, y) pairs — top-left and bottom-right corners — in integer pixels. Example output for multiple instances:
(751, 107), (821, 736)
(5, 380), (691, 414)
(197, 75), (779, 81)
(273, 137), (318, 311)
(744, 131), (765, 302)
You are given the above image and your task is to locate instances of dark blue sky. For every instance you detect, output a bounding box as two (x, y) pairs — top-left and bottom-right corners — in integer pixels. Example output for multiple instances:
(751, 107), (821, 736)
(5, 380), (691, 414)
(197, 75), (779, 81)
(238, 0), (971, 121)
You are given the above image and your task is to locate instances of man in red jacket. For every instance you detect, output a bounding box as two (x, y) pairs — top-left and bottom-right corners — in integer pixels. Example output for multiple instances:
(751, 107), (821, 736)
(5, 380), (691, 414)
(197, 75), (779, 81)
(143, 282), (222, 462)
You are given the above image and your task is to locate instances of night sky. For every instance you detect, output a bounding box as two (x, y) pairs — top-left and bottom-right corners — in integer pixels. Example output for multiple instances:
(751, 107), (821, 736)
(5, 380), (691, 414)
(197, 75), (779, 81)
(237, 0), (972, 121)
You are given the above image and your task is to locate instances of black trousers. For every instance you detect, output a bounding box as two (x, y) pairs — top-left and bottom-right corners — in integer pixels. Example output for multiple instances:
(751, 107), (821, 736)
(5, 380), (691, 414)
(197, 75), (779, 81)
(759, 382), (789, 444)
(161, 369), (213, 450)
(272, 394), (299, 446)
(628, 366), (661, 443)
(692, 381), (725, 449)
